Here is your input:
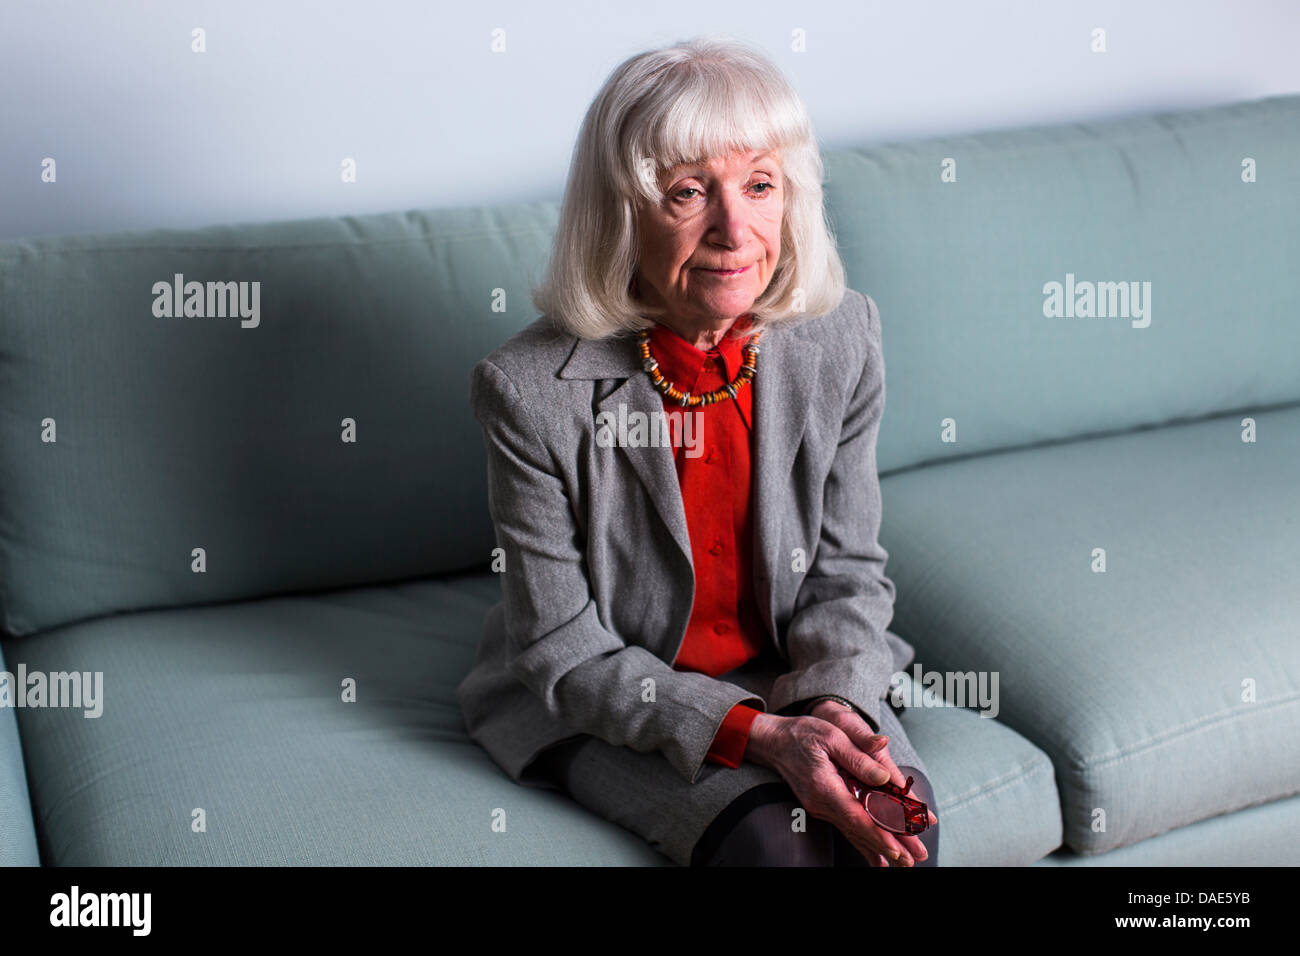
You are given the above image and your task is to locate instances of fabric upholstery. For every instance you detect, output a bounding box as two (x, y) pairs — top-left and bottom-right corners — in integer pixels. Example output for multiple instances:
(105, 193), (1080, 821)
(878, 403), (1300, 853)
(3, 574), (1058, 866)
(0, 642), (41, 865)
(1034, 791), (1300, 866)
(824, 94), (1300, 474)
(0, 204), (555, 635)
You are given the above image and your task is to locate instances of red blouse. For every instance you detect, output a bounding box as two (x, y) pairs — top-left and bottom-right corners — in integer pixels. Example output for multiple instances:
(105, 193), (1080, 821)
(648, 313), (767, 768)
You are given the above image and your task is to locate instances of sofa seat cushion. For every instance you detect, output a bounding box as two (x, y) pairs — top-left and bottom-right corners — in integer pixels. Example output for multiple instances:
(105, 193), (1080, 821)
(2, 572), (1060, 865)
(878, 403), (1300, 854)
(3, 573), (664, 865)
(1034, 791), (1300, 866)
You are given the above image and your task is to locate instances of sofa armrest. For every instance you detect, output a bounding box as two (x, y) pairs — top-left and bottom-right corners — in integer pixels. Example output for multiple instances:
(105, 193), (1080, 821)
(0, 640), (41, 865)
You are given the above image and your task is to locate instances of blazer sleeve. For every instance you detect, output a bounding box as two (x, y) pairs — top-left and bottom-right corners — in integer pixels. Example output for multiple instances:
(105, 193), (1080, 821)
(470, 358), (766, 784)
(766, 292), (899, 733)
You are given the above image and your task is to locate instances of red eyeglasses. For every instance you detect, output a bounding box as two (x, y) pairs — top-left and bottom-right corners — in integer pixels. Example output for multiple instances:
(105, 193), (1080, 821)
(841, 771), (931, 836)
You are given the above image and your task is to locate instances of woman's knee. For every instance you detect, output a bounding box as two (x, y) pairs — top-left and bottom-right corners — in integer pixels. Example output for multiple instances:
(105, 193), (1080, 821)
(699, 799), (836, 867)
(697, 766), (940, 867)
(897, 764), (940, 867)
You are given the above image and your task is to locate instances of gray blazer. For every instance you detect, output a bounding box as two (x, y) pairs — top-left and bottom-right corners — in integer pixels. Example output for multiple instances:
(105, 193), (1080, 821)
(456, 287), (916, 785)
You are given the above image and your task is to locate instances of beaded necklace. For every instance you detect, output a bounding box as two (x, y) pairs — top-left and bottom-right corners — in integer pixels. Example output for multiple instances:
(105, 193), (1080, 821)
(637, 325), (763, 407)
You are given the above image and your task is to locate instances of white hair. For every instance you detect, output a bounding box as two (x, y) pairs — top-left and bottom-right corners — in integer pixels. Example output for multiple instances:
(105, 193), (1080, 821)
(532, 36), (847, 340)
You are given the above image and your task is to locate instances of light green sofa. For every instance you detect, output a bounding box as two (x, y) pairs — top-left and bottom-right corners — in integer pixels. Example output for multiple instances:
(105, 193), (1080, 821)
(2, 93), (1297, 866)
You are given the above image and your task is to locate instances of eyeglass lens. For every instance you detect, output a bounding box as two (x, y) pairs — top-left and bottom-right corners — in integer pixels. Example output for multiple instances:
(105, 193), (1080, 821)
(865, 792), (910, 833)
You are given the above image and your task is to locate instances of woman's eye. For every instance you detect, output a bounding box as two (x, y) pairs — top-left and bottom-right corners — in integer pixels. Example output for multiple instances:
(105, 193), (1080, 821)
(675, 182), (775, 202)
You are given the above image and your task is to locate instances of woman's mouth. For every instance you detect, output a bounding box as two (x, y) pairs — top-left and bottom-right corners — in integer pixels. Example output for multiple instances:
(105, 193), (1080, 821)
(699, 264), (751, 276)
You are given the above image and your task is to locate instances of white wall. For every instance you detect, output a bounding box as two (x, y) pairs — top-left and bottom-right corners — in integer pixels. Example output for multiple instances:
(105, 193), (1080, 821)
(2, 0), (1297, 239)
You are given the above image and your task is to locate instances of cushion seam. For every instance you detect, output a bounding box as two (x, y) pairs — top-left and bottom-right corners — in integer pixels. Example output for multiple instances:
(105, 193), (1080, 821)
(938, 756), (1056, 815)
(1065, 692), (1300, 772)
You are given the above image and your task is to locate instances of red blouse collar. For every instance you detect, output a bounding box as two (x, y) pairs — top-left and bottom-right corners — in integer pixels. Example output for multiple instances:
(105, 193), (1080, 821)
(646, 312), (755, 386)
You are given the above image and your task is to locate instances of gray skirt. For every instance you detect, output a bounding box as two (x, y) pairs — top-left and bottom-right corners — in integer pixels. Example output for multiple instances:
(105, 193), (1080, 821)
(528, 652), (928, 867)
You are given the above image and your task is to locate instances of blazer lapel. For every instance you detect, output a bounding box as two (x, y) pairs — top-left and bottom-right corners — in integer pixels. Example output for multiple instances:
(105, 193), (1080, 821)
(558, 321), (823, 643)
(751, 325), (821, 639)
(559, 331), (693, 562)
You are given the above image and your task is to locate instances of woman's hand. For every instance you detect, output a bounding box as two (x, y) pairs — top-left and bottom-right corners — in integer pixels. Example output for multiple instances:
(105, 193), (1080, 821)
(745, 703), (937, 866)
(808, 700), (939, 865)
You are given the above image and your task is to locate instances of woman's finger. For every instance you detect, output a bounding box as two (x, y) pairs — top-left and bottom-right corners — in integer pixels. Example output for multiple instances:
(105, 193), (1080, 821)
(820, 713), (912, 790)
(828, 710), (885, 752)
(899, 832), (928, 862)
(867, 739), (908, 789)
(838, 726), (909, 791)
(826, 731), (892, 788)
(820, 779), (908, 862)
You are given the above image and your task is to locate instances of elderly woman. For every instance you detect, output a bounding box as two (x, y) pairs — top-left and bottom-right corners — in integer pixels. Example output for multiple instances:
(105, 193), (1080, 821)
(457, 36), (939, 867)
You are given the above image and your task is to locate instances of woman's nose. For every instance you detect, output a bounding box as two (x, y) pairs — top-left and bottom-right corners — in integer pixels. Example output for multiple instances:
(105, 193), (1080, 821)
(705, 191), (750, 247)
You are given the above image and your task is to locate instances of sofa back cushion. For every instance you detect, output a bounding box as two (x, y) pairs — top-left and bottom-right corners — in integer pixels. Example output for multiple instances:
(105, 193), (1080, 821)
(823, 94), (1300, 475)
(0, 204), (555, 635)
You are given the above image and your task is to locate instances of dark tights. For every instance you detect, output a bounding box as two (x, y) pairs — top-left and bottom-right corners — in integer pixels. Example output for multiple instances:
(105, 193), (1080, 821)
(693, 766), (940, 867)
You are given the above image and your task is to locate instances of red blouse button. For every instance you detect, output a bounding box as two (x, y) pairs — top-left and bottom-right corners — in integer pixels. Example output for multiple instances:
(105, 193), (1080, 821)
(713, 621), (731, 634)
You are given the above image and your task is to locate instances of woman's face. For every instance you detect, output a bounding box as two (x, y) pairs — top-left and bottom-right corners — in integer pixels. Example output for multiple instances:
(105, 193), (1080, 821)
(633, 148), (783, 335)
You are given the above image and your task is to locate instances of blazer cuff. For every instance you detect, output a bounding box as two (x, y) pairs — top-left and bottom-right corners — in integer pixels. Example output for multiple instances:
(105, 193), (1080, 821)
(682, 687), (766, 782)
(768, 663), (885, 734)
